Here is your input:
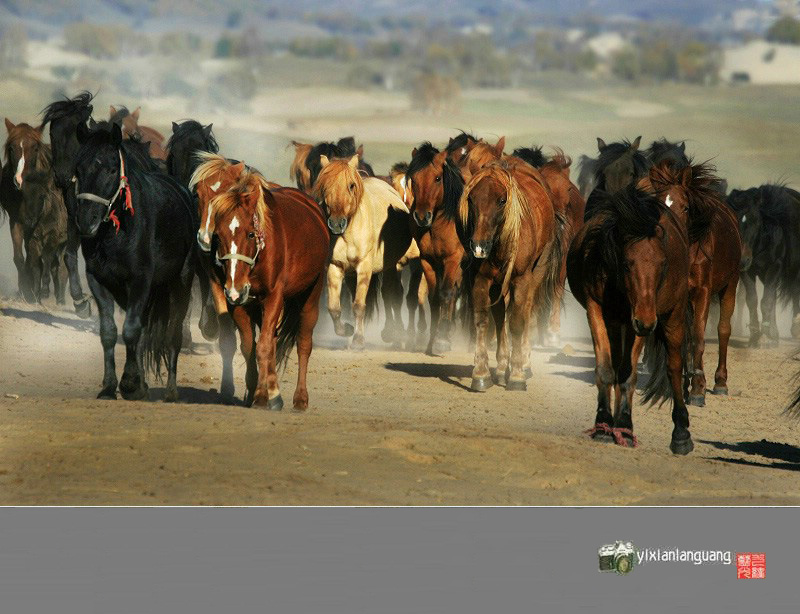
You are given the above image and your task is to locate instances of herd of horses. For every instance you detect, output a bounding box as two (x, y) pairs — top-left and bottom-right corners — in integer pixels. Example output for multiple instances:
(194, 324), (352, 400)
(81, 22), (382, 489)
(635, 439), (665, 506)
(3, 91), (800, 455)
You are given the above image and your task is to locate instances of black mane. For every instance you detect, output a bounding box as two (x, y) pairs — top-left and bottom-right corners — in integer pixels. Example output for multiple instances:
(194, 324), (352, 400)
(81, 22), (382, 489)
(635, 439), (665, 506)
(166, 120), (218, 154)
(445, 131), (478, 155)
(109, 105), (131, 125)
(306, 136), (372, 186)
(594, 139), (651, 187)
(40, 91), (94, 126)
(512, 146), (547, 168)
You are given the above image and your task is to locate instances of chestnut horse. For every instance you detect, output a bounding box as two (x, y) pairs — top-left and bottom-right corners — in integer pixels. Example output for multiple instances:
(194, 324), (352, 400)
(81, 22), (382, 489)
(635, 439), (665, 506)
(313, 155), (414, 350)
(109, 106), (167, 161)
(189, 153), (279, 399)
(211, 168), (328, 409)
(643, 161), (741, 407)
(459, 158), (564, 391)
(567, 184), (692, 454)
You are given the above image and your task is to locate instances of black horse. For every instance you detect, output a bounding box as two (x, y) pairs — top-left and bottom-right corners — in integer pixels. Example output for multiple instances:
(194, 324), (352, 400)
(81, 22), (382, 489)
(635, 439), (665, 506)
(74, 121), (197, 401)
(307, 137), (374, 187)
(727, 184), (800, 347)
(646, 138), (729, 196)
(584, 137), (650, 219)
(39, 91), (95, 317)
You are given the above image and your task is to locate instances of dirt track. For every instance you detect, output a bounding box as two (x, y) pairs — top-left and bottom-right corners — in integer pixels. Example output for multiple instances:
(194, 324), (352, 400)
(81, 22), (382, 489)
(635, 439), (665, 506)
(1, 298), (799, 505)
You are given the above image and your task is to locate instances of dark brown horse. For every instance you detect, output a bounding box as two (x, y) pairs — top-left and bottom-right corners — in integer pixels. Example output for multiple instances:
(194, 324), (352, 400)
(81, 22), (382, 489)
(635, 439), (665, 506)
(2, 119), (68, 303)
(643, 161), (741, 406)
(567, 184), (692, 454)
(211, 168), (329, 410)
(109, 106), (167, 161)
(459, 158), (564, 391)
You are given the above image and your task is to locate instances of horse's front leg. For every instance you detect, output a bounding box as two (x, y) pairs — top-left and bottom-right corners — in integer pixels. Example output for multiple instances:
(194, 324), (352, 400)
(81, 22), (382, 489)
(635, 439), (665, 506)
(230, 305), (257, 406)
(327, 263), (352, 338)
(118, 278), (152, 401)
(11, 221), (30, 301)
(293, 276), (325, 410)
(507, 274), (535, 391)
(434, 254), (462, 353)
(470, 272), (493, 391)
(421, 258), (440, 355)
(740, 270), (760, 347)
(613, 324), (641, 446)
(253, 291), (285, 410)
(25, 239), (44, 303)
(490, 285), (508, 386)
(63, 192), (91, 318)
(688, 286), (711, 406)
(586, 298), (616, 440)
(759, 266), (780, 347)
(351, 260), (372, 351)
(713, 280), (738, 395)
(664, 308), (693, 455)
(380, 266), (403, 346)
(405, 260), (422, 350)
(87, 274), (118, 399)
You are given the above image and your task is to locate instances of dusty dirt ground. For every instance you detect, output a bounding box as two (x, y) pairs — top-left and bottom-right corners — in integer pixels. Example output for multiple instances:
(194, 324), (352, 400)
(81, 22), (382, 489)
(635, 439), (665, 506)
(1, 296), (799, 506)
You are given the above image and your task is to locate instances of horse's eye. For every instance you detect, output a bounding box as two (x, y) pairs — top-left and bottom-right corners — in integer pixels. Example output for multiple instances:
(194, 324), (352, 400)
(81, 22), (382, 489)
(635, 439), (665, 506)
(349, 183), (355, 191)
(498, 197), (506, 206)
(248, 231), (255, 239)
(434, 175), (442, 183)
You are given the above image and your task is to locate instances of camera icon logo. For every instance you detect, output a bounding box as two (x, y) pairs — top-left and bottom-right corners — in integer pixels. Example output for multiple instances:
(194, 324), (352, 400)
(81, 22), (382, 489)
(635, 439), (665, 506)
(598, 541), (636, 575)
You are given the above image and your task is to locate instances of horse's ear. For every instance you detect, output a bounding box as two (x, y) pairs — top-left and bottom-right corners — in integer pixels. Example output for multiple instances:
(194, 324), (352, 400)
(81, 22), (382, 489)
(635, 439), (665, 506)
(88, 117), (98, 130)
(319, 155), (330, 168)
(356, 144), (364, 159)
(411, 147), (418, 159)
(596, 137), (606, 151)
(631, 136), (642, 150)
(172, 121), (179, 133)
(109, 105), (116, 118)
(348, 155), (359, 169)
(131, 107), (140, 121)
(110, 122), (123, 146)
(4, 118), (14, 133)
(679, 141), (686, 153)
(494, 136), (506, 157)
(204, 123), (213, 137)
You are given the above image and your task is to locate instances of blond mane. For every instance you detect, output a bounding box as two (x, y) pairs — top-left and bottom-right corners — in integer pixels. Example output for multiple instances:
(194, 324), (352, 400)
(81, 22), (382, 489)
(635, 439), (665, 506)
(312, 156), (365, 218)
(188, 151), (231, 190)
(208, 167), (274, 238)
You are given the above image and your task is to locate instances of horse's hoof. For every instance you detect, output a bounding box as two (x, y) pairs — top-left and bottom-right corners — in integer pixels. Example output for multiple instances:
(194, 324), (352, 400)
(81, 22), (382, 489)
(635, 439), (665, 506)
(494, 369), (508, 387)
(506, 379), (527, 391)
(336, 323), (355, 338)
(670, 436), (694, 456)
(75, 297), (92, 319)
(120, 384), (149, 401)
(432, 339), (451, 354)
(350, 338), (365, 352)
(470, 375), (493, 392)
(689, 394), (705, 407)
(267, 395), (284, 411)
(524, 367), (533, 379)
(164, 388), (179, 403)
(97, 388), (117, 400)
(710, 386), (728, 396)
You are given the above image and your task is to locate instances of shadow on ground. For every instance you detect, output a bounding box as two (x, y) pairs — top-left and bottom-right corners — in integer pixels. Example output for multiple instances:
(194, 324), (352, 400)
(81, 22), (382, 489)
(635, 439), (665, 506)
(701, 438), (800, 472)
(1, 306), (97, 333)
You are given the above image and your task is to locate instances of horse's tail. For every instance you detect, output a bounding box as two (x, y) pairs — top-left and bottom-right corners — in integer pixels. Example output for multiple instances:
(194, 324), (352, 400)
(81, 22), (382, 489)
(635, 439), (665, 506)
(537, 210), (568, 323)
(141, 286), (174, 380)
(275, 282), (317, 371)
(642, 302), (692, 406)
(289, 141), (312, 191)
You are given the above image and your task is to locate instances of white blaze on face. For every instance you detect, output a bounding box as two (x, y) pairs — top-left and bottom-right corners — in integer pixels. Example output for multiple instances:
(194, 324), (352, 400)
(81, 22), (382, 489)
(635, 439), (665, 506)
(665, 194), (673, 208)
(400, 175), (408, 203)
(14, 141), (24, 187)
(227, 215), (240, 300)
(210, 180), (221, 192)
(742, 215), (747, 223)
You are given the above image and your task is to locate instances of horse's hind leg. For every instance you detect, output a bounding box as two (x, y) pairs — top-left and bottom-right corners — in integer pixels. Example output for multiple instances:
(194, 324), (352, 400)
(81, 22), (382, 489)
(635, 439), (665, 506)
(759, 269), (780, 347)
(741, 270), (760, 347)
(25, 240), (44, 304)
(53, 248), (68, 305)
(231, 306), (257, 406)
(350, 262), (372, 351)
(469, 273), (493, 391)
(63, 198), (91, 318)
(88, 275), (119, 399)
(713, 279), (737, 395)
(327, 263), (352, 338)
(490, 286), (508, 386)
(164, 276), (193, 403)
(380, 267), (403, 346)
(405, 262), (422, 350)
(293, 277), (324, 411)
(253, 293), (285, 409)
(586, 298), (615, 442)
(421, 259), (441, 356)
(613, 323), (641, 446)
(119, 279), (152, 401)
(664, 309), (693, 455)
(39, 252), (52, 301)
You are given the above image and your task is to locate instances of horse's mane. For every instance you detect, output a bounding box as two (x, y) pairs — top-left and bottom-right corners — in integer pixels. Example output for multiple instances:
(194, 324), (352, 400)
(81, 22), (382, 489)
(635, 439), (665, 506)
(210, 168), (273, 238)
(390, 161), (409, 176)
(646, 138), (689, 170)
(109, 105), (131, 124)
(312, 157), (365, 214)
(3, 124), (52, 170)
(188, 152), (232, 190)
(305, 138), (359, 187)
(512, 146), (548, 168)
(167, 120), (218, 154)
(581, 186), (668, 298)
(648, 159), (719, 244)
(594, 139), (651, 184)
(406, 142), (464, 221)
(40, 91), (93, 126)
(445, 131), (478, 155)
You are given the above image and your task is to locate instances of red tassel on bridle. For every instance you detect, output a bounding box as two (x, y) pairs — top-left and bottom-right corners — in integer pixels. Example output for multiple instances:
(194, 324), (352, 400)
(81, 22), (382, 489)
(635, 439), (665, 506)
(119, 151), (134, 216)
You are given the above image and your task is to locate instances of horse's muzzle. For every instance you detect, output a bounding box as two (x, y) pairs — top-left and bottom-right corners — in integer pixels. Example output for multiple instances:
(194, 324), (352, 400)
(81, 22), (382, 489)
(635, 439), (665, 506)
(327, 216), (348, 235)
(470, 239), (493, 259)
(226, 283), (251, 305)
(413, 210), (433, 228)
(632, 317), (656, 337)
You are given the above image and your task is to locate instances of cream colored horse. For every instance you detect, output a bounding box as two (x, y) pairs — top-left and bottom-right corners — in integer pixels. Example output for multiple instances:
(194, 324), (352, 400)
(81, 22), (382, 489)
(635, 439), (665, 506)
(313, 155), (417, 350)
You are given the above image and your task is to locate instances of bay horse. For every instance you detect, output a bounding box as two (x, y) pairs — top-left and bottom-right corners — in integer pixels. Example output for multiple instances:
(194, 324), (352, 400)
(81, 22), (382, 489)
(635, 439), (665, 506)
(727, 184), (800, 346)
(643, 161), (741, 406)
(313, 155), (414, 350)
(1, 120), (67, 303)
(567, 184), (692, 454)
(210, 168), (329, 409)
(290, 137), (373, 194)
(109, 105), (168, 161)
(39, 91), (95, 317)
(74, 121), (196, 401)
(459, 158), (564, 391)
(405, 142), (472, 354)
(190, 153), (279, 399)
